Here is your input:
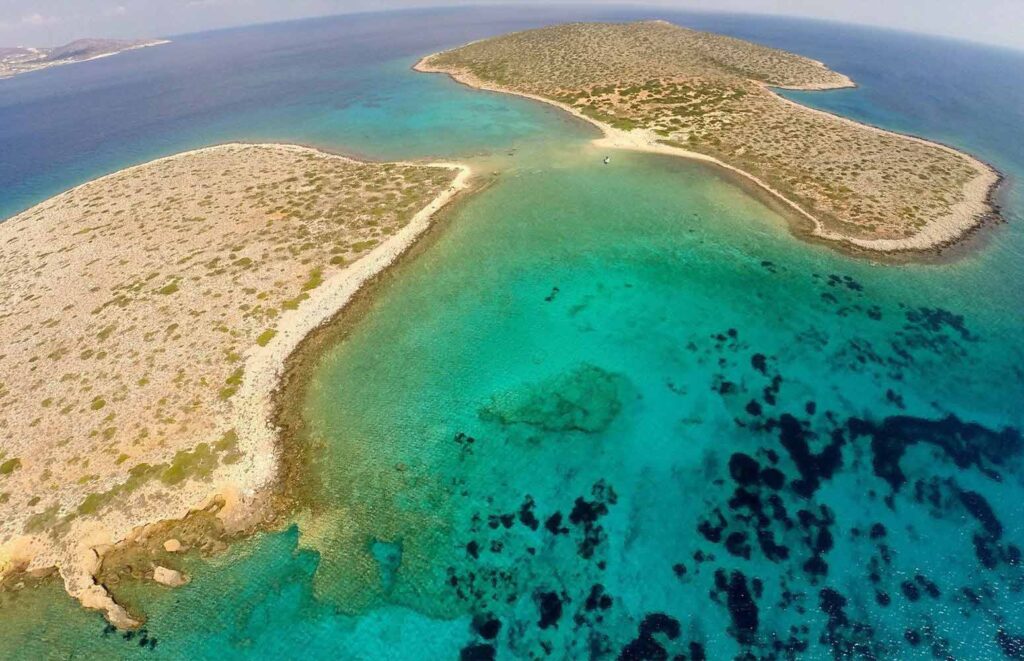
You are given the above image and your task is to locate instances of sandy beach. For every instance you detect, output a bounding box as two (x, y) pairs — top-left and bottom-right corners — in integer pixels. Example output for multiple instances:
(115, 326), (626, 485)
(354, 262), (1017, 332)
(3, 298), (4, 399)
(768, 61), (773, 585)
(415, 24), (1001, 255)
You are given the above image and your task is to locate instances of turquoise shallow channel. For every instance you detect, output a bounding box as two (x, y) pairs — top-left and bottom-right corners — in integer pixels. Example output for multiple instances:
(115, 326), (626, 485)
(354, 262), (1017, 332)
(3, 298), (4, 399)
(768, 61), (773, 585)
(1, 6), (1024, 660)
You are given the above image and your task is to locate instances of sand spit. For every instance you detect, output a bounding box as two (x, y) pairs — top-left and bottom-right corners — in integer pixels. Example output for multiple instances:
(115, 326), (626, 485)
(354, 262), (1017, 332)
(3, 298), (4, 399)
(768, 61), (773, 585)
(416, 21), (1001, 255)
(0, 143), (470, 626)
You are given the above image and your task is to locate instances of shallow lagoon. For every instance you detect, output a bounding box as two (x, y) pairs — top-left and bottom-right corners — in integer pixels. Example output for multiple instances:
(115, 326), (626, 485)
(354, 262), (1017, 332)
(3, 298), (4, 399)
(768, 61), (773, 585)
(1, 7), (1023, 660)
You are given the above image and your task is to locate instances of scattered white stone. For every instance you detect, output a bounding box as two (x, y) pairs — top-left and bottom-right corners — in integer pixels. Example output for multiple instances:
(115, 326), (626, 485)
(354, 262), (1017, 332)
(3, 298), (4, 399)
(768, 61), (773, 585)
(153, 566), (189, 587)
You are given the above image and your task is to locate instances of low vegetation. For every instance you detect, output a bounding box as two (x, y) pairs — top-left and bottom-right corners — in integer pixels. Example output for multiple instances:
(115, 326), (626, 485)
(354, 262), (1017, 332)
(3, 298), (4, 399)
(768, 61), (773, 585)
(0, 144), (455, 558)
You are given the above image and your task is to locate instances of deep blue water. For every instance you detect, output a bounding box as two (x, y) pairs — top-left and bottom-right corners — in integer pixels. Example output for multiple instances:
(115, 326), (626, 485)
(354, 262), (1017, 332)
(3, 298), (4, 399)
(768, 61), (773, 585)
(0, 7), (596, 220)
(3, 7), (1022, 231)
(1, 6), (1023, 660)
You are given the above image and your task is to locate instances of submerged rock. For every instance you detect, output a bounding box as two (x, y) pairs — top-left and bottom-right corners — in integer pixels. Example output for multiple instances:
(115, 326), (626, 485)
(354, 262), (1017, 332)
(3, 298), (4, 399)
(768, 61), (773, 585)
(478, 364), (630, 434)
(152, 566), (189, 587)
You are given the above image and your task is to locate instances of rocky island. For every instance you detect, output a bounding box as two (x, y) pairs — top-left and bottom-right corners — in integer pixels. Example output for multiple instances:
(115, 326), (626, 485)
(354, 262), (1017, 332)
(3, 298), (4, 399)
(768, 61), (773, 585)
(417, 20), (1000, 253)
(0, 144), (469, 626)
(0, 38), (169, 79)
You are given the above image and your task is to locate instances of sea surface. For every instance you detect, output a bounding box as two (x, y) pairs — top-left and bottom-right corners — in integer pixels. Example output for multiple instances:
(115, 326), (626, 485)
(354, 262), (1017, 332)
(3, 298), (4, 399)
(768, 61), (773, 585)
(1, 6), (1023, 660)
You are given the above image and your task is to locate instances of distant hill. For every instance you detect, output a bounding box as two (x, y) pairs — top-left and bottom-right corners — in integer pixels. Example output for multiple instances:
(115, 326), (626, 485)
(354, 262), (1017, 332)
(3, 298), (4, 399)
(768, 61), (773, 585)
(0, 46), (32, 58)
(0, 37), (169, 79)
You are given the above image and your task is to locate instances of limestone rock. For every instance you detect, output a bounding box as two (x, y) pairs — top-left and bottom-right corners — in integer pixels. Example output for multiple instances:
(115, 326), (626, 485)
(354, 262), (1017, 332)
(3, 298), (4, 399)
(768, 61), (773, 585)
(153, 565), (189, 587)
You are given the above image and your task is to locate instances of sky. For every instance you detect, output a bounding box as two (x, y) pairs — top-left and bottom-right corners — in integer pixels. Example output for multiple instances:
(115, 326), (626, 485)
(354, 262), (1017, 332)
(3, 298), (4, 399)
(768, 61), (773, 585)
(0, 0), (1021, 50)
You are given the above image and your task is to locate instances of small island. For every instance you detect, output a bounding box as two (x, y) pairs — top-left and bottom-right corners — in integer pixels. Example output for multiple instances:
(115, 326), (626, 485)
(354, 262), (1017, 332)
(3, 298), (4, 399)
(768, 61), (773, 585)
(0, 38), (169, 79)
(0, 144), (469, 626)
(417, 20), (1000, 252)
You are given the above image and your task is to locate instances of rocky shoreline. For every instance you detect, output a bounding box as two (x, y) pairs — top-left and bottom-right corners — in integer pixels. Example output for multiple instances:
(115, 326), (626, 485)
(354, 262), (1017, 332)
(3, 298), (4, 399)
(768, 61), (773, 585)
(0, 144), (471, 627)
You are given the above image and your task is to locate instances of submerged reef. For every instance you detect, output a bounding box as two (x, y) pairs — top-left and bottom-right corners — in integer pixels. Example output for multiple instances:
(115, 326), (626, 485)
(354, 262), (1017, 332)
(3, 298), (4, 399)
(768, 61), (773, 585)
(296, 264), (1024, 659)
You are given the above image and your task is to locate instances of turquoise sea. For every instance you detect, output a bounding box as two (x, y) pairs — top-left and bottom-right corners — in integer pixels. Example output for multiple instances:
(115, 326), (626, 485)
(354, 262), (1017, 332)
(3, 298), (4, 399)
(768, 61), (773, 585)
(1, 6), (1023, 660)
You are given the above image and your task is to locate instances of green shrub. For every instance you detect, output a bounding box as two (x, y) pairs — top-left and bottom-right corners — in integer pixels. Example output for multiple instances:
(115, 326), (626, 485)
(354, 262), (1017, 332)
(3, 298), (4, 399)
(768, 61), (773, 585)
(0, 458), (21, 475)
(256, 329), (277, 347)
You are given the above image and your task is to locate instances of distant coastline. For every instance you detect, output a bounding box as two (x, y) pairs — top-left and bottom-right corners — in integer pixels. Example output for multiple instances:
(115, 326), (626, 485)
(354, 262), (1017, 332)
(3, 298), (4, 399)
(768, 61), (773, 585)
(0, 39), (170, 80)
